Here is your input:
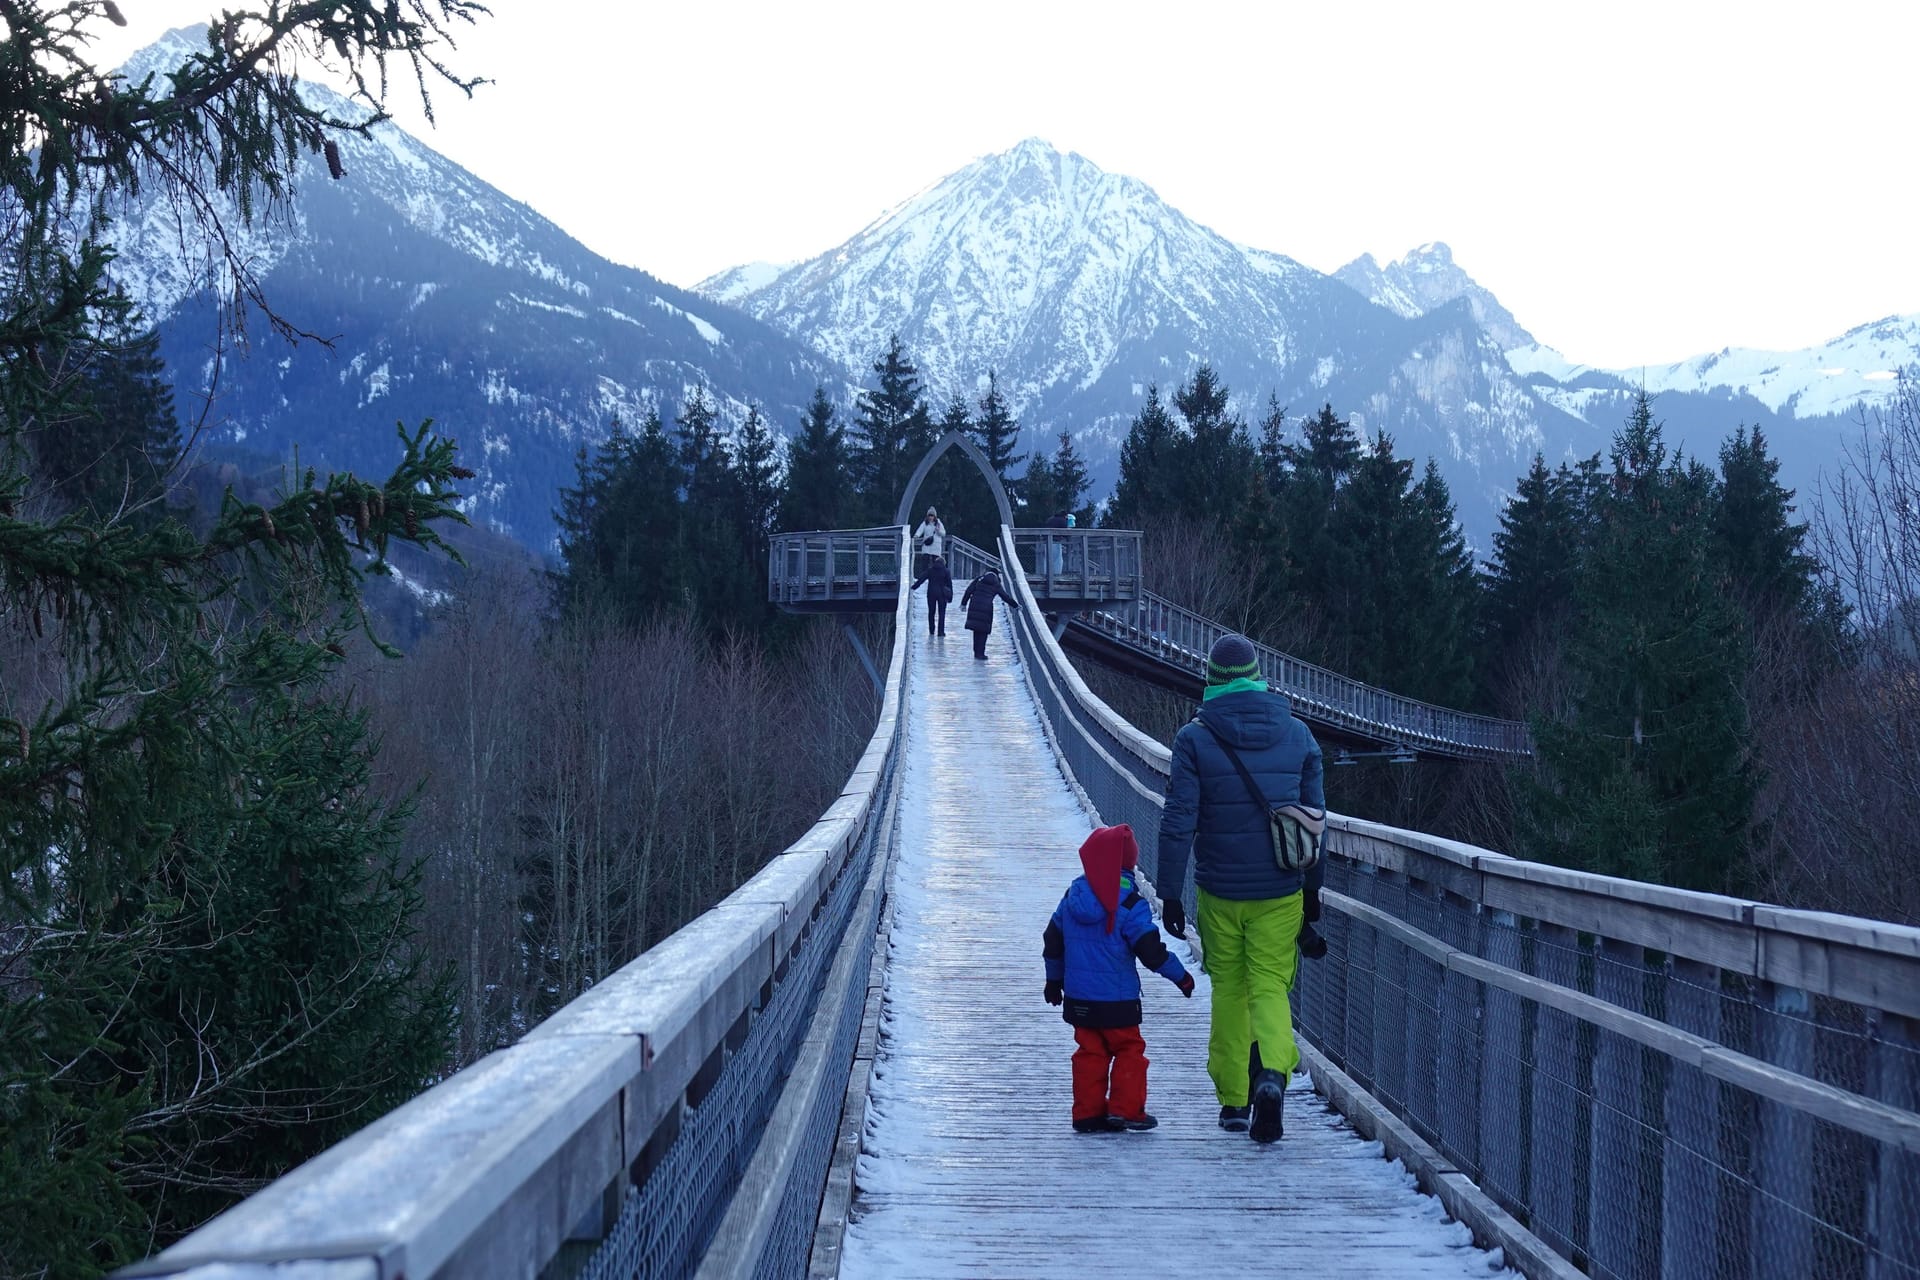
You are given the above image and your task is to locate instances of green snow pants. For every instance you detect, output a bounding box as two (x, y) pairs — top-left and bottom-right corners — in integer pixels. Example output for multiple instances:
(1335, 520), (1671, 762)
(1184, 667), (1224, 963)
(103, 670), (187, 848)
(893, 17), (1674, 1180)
(1197, 887), (1303, 1107)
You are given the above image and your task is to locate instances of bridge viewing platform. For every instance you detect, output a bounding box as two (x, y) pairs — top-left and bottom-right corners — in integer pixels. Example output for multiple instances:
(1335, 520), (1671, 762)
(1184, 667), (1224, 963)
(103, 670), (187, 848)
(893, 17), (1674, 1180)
(130, 515), (1920, 1280)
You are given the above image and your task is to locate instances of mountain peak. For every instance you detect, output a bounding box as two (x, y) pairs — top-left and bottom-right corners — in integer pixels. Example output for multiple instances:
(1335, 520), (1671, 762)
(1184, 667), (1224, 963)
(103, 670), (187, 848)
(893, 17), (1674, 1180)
(698, 135), (1314, 410)
(1335, 242), (1531, 350)
(115, 25), (209, 84)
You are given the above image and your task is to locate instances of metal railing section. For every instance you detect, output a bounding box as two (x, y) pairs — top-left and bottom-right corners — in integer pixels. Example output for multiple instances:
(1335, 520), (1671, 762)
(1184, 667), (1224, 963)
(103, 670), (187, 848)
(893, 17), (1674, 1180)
(1078, 590), (1531, 759)
(768, 527), (903, 606)
(993, 525), (1920, 1280)
(130, 530), (916, 1280)
(1007, 528), (1142, 602)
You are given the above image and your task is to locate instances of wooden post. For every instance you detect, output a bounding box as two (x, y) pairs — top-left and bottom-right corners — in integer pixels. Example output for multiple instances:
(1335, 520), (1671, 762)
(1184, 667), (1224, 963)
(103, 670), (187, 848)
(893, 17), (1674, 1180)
(1372, 868), (1410, 1113)
(1479, 911), (1529, 1211)
(1589, 937), (1658, 1280)
(1662, 958), (1726, 1280)
(1751, 983), (1814, 1280)
(1437, 894), (1482, 1171)
(1867, 1012), (1920, 1279)
(1529, 922), (1591, 1263)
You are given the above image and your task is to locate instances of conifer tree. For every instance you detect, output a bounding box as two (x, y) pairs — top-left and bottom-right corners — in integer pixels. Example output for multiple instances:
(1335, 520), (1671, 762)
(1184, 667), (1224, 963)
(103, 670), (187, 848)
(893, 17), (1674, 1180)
(1107, 383), (1177, 524)
(1519, 394), (1755, 892)
(32, 317), (180, 521)
(1019, 449), (1059, 524)
(1713, 425), (1820, 626)
(1482, 454), (1582, 709)
(971, 371), (1023, 478)
(0, 8), (481, 1269)
(1257, 394), (1290, 497)
(850, 334), (932, 523)
(780, 387), (850, 532)
(1170, 365), (1257, 522)
(1273, 403), (1363, 620)
(1049, 429), (1093, 523)
(733, 404), (782, 560)
(555, 411), (684, 625)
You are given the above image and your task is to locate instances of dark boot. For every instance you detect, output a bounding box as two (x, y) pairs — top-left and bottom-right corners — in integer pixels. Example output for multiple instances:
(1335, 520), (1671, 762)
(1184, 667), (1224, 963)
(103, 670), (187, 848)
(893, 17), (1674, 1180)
(1073, 1115), (1122, 1134)
(1249, 1068), (1285, 1144)
(1218, 1105), (1251, 1132)
(1112, 1112), (1158, 1131)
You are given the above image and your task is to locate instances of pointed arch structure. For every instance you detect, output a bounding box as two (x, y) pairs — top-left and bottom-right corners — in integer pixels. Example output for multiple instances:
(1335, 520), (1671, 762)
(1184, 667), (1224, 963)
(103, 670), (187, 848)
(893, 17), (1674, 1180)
(894, 429), (1016, 530)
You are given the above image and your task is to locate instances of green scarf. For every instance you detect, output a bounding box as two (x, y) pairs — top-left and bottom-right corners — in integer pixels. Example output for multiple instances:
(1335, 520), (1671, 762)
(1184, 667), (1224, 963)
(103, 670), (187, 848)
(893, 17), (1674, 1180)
(1202, 677), (1268, 701)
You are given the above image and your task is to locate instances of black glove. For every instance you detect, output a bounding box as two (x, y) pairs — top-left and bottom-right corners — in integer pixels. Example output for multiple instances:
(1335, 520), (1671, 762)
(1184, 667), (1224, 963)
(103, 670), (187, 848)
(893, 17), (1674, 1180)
(1175, 972), (1195, 998)
(1298, 923), (1328, 961)
(1161, 897), (1186, 940)
(1044, 978), (1063, 1006)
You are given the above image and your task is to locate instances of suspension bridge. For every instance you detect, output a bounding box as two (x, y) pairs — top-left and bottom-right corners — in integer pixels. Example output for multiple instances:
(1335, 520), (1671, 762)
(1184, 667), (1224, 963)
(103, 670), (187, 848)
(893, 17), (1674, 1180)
(127, 433), (1920, 1280)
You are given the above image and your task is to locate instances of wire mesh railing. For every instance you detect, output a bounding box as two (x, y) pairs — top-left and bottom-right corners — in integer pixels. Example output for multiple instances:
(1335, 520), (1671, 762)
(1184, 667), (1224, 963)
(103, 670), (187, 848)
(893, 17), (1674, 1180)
(991, 523), (1920, 1280)
(1077, 589), (1531, 759)
(128, 531), (915, 1280)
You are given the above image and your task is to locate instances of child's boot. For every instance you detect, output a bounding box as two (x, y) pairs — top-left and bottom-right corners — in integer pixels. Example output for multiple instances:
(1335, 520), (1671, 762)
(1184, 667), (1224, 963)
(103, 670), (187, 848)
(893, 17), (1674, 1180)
(1112, 1112), (1158, 1131)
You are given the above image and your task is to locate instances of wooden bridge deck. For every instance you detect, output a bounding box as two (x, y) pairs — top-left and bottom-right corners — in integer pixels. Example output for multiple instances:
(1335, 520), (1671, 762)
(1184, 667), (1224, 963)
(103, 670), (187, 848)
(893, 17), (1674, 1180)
(838, 590), (1504, 1277)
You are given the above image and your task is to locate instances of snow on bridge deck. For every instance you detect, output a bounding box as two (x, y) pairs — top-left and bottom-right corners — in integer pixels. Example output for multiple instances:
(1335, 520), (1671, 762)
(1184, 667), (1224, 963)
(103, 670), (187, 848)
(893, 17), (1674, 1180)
(839, 592), (1505, 1278)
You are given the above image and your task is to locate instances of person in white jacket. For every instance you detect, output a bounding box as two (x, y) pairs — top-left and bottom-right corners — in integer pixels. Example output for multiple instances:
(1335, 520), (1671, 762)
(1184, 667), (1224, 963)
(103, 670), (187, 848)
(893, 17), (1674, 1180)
(914, 507), (946, 575)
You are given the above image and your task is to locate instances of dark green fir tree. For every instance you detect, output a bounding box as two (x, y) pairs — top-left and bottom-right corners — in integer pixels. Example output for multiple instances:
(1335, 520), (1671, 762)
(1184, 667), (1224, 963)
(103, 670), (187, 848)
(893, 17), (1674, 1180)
(780, 387), (851, 533)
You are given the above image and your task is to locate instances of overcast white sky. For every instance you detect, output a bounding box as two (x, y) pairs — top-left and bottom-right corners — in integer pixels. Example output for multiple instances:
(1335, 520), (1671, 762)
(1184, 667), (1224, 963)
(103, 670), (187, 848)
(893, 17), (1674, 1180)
(96, 0), (1919, 369)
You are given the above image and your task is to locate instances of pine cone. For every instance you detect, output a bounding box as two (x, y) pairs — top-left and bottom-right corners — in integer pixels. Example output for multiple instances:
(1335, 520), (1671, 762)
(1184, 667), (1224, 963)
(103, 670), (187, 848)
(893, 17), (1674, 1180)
(404, 507), (419, 538)
(16, 723), (27, 764)
(260, 511), (276, 540)
(449, 466), (476, 480)
(355, 500), (370, 537)
(324, 140), (345, 181)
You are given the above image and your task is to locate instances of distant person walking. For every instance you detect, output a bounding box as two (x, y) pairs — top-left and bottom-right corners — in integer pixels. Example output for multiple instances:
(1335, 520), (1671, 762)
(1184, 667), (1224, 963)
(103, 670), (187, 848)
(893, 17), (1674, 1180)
(911, 554), (953, 636)
(914, 507), (947, 577)
(960, 567), (1015, 660)
(1156, 634), (1326, 1144)
(1044, 510), (1069, 576)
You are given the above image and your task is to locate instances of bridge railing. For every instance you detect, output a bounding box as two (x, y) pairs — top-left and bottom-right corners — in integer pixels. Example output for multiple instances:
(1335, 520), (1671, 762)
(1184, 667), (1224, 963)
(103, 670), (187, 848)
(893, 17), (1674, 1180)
(1079, 588), (1531, 759)
(1007, 528), (1142, 602)
(769, 526), (903, 606)
(993, 525), (1920, 1280)
(131, 532), (915, 1280)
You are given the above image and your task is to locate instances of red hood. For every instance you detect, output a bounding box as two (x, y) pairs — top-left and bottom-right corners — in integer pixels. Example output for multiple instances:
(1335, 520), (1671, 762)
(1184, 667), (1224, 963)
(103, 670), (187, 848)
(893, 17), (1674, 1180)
(1078, 824), (1138, 933)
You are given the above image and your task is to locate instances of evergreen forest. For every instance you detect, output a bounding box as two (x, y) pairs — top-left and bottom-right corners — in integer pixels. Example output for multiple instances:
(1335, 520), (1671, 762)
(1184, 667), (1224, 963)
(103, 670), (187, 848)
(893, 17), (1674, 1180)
(4, 5), (1919, 1277)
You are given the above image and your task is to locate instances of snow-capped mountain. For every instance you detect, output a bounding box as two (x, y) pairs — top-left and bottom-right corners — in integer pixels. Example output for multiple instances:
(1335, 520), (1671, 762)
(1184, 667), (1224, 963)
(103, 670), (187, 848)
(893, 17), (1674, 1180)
(1508, 314), (1916, 422)
(701, 139), (1595, 537)
(1336, 243), (1536, 352)
(703, 139), (1606, 536)
(708, 139), (1915, 539)
(112, 27), (841, 547)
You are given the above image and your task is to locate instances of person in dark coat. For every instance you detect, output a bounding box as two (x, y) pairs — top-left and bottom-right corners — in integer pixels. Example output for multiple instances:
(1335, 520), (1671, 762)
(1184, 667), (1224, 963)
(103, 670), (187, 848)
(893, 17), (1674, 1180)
(909, 555), (953, 636)
(959, 568), (1015, 659)
(1157, 633), (1326, 1144)
(1043, 824), (1193, 1132)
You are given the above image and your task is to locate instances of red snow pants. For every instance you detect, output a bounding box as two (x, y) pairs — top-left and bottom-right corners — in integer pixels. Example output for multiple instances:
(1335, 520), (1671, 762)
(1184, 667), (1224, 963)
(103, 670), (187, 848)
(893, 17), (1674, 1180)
(1071, 1025), (1149, 1121)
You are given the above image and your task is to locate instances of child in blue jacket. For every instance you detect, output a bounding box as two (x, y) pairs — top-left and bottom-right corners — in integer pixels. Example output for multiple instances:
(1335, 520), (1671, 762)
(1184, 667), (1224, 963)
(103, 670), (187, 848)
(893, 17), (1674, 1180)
(1042, 824), (1193, 1132)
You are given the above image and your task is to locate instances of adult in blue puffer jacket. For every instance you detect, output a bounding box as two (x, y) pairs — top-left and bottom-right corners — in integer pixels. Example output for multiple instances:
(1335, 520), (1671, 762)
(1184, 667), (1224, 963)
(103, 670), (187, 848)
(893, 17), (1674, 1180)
(1043, 825), (1193, 1132)
(1157, 634), (1325, 1144)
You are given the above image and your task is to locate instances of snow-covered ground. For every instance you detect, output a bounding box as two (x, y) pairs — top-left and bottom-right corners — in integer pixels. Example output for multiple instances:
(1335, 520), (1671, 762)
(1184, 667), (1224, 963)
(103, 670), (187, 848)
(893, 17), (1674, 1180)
(840, 590), (1503, 1277)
